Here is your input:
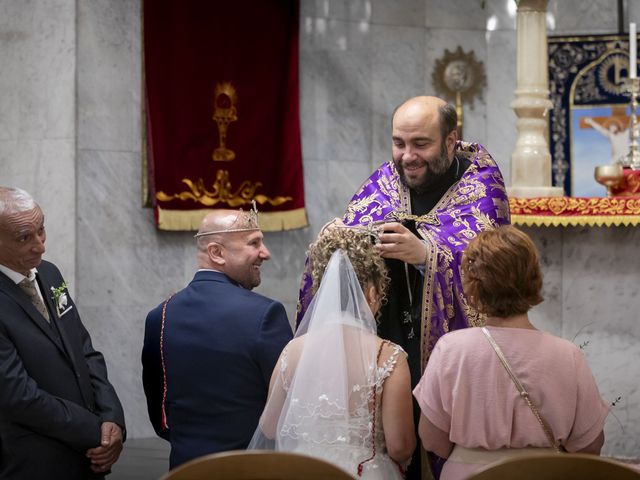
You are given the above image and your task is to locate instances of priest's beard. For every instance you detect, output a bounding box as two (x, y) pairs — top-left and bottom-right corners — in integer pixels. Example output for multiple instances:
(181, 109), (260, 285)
(395, 141), (451, 194)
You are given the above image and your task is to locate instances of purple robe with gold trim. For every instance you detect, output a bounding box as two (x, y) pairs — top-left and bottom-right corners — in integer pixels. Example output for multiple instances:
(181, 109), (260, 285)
(296, 142), (510, 371)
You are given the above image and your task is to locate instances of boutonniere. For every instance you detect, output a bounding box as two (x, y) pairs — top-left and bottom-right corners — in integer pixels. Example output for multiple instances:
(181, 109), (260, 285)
(50, 281), (72, 316)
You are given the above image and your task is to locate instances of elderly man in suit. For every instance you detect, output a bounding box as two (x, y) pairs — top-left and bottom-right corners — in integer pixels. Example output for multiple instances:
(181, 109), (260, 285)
(142, 206), (292, 469)
(0, 187), (125, 479)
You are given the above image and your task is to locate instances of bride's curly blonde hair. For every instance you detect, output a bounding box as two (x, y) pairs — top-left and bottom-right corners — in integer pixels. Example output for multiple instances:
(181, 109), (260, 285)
(307, 225), (390, 304)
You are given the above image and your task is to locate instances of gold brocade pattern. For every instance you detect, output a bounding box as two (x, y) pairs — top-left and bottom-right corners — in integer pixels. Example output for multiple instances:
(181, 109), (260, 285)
(398, 173), (412, 217)
(493, 197), (511, 222)
(509, 196), (640, 226)
(462, 295), (485, 327)
(379, 172), (403, 206)
(420, 237), (440, 372)
(415, 144), (503, 368)
(156, 170), (292, 207)
(344, 168), (405, 225)
(397, 211), (441, 226)
(344, 192), (383, 224)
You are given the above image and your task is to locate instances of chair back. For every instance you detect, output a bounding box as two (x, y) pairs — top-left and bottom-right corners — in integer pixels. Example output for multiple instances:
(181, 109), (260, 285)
(468, 453), (640, 480)
(159, 450), (356, 480)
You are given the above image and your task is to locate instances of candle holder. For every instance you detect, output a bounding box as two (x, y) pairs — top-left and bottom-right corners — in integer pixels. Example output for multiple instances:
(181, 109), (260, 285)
(622, 77), (640, 169)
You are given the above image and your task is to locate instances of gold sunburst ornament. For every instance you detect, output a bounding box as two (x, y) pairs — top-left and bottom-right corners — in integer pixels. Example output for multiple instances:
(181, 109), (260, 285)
(212, 82), (238, 162)
(432, 47), (486, 139)
(597, 52), (630, 96)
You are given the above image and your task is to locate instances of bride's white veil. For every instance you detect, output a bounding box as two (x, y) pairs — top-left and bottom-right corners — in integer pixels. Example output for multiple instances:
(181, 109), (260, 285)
(249, 248), (381, 473)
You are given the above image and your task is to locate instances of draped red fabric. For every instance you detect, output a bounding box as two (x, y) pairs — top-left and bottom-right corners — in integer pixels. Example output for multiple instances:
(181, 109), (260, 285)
(144, 0), (306, 231)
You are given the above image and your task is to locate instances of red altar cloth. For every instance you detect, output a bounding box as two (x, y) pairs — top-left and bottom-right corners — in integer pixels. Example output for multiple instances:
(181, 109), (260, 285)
(609, 167), (640, 197)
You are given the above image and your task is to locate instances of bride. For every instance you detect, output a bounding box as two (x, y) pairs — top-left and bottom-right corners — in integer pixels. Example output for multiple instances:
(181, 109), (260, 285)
(249, 224), (415, 478)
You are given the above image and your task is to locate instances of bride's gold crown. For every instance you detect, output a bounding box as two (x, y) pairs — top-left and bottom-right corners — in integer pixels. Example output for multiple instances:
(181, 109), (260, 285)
(319, 218), (382, 244)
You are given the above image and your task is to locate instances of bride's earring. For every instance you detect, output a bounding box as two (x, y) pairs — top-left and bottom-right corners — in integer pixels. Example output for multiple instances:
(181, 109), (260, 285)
(366, 285), (380, 316)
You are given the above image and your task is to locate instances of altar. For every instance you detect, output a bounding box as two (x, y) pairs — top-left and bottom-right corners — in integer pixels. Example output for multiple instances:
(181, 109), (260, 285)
(504, 0), (640, 460)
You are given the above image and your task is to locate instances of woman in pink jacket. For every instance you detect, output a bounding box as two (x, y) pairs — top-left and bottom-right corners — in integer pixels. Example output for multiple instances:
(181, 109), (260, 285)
(413, 226), (608, 480)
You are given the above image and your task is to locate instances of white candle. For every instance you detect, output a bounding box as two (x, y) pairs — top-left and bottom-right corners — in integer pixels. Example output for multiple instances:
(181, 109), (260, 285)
(630, 23), (637, 79)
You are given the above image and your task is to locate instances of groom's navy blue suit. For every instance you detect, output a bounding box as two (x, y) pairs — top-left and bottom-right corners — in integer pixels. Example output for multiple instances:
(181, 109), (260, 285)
(142, 270), (292, 468)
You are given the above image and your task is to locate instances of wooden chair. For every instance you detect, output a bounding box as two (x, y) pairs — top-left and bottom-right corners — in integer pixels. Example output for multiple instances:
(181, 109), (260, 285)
(468, 453), (640, 480)
(159, 450), (356, 480)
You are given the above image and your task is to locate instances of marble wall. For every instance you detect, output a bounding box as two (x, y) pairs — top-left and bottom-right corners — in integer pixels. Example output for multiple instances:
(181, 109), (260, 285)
(0, 0), (637, 459)
(0, 0), (76, 284)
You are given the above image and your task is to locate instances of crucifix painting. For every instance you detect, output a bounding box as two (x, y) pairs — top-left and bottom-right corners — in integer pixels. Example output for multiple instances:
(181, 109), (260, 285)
(580, 105), (630, 165)
(572, 104), (633, 196)
(549, 35), (637, 197)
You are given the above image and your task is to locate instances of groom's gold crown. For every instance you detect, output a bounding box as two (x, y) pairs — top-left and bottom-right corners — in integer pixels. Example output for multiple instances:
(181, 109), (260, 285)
(194, 201), (260, 238)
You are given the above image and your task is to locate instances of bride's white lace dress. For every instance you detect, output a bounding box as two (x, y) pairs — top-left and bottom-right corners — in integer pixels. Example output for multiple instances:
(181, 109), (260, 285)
(276, 340), (407, 479)
(248, 250), (410, 478)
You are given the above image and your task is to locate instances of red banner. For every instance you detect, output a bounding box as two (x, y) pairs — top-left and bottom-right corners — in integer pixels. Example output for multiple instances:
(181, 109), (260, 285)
(144, 0), (306, 231)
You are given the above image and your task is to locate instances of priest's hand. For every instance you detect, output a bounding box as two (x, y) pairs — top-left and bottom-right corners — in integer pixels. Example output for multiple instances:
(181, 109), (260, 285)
(376, 222), (427, 265)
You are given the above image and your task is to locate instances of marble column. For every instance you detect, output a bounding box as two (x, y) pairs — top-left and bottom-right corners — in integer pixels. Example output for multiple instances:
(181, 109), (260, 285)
(509, 0), (563, 197)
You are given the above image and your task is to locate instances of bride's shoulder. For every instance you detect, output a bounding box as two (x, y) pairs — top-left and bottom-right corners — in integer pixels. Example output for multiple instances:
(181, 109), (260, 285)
(380, 339), (407, 358)
(377, 340), (407, 373)
(282, 335), (306, 358)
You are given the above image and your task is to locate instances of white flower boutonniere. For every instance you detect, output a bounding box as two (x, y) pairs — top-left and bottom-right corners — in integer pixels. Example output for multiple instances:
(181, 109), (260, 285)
(51, 281), (72, 317)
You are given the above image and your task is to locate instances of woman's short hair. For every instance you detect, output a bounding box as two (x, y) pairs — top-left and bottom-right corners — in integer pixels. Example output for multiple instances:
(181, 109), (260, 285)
(308, 225), (390, 303)
(461, 225), (543, 317)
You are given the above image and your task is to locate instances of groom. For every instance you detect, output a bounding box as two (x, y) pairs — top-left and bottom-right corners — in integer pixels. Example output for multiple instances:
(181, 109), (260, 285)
(142, 207), (292, 468)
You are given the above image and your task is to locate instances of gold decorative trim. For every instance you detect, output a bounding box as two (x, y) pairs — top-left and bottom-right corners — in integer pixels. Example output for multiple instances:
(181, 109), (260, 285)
(259, 208), (309, 231)
(509, 196), (640, 227)
(510, 196), (640, 213)
(511, 214), (640, 227)
(157, 207), (308, 232)
(420, 236), (440, 372)
(156, 170), (293, 208)
(549, 34), (633, 44)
